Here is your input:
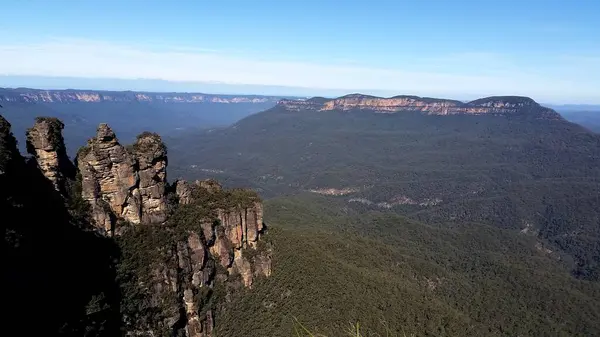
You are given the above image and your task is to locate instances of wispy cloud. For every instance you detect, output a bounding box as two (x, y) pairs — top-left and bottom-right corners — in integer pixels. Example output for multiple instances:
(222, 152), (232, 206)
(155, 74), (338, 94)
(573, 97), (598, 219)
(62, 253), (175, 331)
(0, 37), (597, 103)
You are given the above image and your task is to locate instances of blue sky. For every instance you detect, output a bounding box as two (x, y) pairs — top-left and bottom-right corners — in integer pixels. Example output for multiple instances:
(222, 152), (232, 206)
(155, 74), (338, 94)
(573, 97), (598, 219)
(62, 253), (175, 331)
(0, 0), (598, 103)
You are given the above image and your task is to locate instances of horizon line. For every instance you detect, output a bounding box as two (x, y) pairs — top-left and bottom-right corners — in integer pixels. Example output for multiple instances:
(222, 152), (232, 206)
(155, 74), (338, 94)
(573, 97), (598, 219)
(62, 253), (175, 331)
(0, 77), (598, 106)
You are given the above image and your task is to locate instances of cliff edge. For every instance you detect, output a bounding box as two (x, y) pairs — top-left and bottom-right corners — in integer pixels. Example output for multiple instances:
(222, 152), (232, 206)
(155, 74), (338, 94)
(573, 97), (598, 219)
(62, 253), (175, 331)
(278, 94), (562, 119)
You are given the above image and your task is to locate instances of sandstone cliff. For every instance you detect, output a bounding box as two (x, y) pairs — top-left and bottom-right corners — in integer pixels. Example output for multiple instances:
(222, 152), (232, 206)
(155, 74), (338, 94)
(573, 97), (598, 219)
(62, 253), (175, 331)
(118, 177), (270, 337)
(132, 132), (169, 224)
(76, 124), (142, 232)
(25, 117), (75, 194)
(0, 87), (281, 104)
(174, 178), (270, 285)
(75, 125), (170, 232)
(278, 94), (562, 119)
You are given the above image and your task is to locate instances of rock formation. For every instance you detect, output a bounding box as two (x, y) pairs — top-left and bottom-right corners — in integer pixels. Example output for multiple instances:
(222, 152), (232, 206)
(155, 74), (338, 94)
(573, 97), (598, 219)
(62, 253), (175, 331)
(132, 132), (168, 224)
(76, 123), (142, 232)
(6, 115), (272, 337)
(197, 178), (223, 193)
(174, 179), (194, 205)
(168, 182), (270, 336)
(114, 176), (269, 336)
(279, 94), (563, 119)
(25, 117), (75, 194)
(75, 125), (170, 232)
(174, 180), (269, 285)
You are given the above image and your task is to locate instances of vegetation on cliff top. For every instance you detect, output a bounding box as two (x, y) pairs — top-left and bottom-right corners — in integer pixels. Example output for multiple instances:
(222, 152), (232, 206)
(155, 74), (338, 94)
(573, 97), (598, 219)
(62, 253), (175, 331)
(25, 116), (66, 153)
(115, 182), (263, 335)
(131, 131), (167, 156)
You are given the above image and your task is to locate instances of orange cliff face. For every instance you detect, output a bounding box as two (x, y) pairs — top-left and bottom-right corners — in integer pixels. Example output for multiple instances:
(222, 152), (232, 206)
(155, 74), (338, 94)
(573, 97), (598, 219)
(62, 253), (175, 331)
(278, 94), (562, 119)
(321, 95), (461, 113)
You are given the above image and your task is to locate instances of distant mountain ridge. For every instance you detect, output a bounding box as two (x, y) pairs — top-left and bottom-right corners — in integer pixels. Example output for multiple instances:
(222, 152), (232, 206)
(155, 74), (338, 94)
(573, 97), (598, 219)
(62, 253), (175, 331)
(0, 87), (284, 157)
(0, 87), (284, 104)
(279, 94), (562, 119)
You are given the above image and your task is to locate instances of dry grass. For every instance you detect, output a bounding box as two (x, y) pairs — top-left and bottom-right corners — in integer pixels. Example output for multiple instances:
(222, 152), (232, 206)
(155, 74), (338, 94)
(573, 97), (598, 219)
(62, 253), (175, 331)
(293, 318), (416, 337)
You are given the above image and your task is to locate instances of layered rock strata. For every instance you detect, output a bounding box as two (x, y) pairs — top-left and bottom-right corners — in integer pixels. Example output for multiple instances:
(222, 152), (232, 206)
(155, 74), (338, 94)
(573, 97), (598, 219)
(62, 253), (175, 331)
(130, 180), (270, 337)
(76, 125), (168, 232)
(0, 87), (280, 104)
(279, 94), (562, 119)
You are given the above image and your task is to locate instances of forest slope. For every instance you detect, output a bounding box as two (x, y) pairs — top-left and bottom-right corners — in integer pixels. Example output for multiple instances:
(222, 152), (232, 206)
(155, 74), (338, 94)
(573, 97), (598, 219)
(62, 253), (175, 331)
(168, 95), (600, 280)
(214, 194), (600, 336)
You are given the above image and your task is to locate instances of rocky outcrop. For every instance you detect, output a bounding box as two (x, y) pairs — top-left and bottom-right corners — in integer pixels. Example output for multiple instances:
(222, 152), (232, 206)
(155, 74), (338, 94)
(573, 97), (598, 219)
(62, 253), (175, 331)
(279, 94), (563, 119)
(73, 125), (269, 336)
(76, 124), (141, 232)
(2, 114), (272, 337)
(0, 87), (281, 104)
(177, 232), (215, 337)
(216, 201), (267, 287)
(197, 179), (222, 193)
(126, 182), (270, 337)
(175, 180), (194, 205)
(175, 185), (270, 336)
(76, 125), (169, 232)
(182, 183), (269, 287)
(217, 201), (264, 250)
(1, 113), (129, 337)
(25, 117), (75, 193)
(175, 179), (223, 205)
(132, 132), (168, 224)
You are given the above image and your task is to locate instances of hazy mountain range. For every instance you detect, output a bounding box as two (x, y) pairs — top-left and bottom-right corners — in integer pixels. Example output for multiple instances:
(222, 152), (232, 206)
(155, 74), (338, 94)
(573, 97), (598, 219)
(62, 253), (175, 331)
(4, 75), (600, 107)
(0, 86), (285, 156)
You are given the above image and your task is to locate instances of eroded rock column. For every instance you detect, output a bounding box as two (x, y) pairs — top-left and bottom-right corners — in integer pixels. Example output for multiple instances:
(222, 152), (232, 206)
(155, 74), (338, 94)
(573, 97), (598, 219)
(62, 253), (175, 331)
(76, 123), (141, 231)
(132, 132), (168, 223)
(26, 117), (75, 193)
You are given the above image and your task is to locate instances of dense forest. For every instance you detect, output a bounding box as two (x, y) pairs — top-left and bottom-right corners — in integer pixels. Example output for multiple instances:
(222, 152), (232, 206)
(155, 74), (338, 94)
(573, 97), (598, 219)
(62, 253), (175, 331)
(213, 194), (600, 336)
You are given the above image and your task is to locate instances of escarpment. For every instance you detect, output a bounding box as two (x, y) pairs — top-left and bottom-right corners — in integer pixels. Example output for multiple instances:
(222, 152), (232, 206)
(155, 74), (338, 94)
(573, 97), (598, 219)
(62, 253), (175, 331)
(119, 178), (271, 336)
(279, 94), (563, 119)
(0, 87), (281, 103)
(173, 178), (270, 285)
(2, 113), (271, 337)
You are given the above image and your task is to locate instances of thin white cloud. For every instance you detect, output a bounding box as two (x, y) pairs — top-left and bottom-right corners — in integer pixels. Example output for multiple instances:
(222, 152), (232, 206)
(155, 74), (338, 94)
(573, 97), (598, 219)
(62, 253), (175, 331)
(0, 38), (597, 103)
